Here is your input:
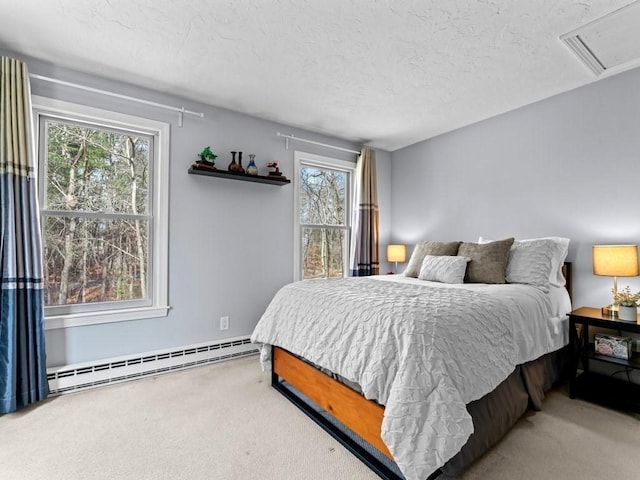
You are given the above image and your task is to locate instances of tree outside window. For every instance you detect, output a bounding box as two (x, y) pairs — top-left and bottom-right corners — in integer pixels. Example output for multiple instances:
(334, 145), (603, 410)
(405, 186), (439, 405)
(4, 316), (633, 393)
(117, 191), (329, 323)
(41, 119), (151, 307)
(34, 96), (169, 327)
(295, 152), (354, 280)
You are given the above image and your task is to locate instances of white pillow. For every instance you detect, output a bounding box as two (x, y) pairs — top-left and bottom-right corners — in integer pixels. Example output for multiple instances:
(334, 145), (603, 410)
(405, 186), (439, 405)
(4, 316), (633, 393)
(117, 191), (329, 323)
(506, 240), (556, 291)
(478, 236), (570, 288)
(518, 237), (570, 287)
(419, 255), (470, 284)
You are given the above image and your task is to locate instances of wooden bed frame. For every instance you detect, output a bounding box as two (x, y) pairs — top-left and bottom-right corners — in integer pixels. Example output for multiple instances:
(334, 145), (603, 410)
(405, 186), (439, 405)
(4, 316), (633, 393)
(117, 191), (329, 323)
(271, 263), (573, 480)
(272, 346), (402, 478)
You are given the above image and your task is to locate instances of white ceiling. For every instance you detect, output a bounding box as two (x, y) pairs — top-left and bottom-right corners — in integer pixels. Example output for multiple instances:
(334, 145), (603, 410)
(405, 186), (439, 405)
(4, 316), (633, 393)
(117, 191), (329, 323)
(0, 0), (637, 151)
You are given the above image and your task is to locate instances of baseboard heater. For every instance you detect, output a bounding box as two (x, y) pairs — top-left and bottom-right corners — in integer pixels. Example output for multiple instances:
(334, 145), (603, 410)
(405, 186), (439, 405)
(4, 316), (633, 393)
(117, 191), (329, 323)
(46, 336), (258, 395)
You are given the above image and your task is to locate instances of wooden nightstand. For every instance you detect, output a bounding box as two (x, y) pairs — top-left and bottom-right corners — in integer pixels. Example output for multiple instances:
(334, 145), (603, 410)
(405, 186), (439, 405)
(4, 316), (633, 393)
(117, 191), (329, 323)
(569, 306), (640, 412)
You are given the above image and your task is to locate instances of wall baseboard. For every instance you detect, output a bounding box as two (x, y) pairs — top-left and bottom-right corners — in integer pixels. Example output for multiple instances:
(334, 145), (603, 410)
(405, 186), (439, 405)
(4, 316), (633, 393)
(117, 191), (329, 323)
(46, 336), (258, 394)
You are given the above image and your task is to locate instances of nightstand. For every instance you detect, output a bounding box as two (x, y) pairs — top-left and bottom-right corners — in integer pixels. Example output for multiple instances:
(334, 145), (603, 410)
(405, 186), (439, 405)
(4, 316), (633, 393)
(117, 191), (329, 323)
(569, 306), (640, 412)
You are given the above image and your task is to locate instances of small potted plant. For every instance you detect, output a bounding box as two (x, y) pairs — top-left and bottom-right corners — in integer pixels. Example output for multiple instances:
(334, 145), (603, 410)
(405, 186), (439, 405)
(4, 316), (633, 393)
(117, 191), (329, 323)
(196, 146), (218, 169)
(613, 286), (640, 321)
(266, 161), (281, 176)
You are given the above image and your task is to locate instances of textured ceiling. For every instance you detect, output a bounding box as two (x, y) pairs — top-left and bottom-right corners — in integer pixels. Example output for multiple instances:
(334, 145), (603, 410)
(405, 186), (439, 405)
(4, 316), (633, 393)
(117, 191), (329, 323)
(0, 0), (635, 151)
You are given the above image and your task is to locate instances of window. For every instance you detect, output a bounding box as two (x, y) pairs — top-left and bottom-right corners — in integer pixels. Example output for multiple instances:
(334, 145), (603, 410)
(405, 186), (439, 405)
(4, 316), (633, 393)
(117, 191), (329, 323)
(33, 97), (170, 328)
(294, 151), (355, 281)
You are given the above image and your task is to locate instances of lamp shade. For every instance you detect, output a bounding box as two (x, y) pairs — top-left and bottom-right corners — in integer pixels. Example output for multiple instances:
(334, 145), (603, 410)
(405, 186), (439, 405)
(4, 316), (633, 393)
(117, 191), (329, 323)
(387, 244), (407, 263)
(592, 245), (639, 277)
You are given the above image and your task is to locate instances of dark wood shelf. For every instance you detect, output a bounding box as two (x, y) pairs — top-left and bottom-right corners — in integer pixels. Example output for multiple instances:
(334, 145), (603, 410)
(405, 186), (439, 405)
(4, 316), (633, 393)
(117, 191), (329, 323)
(586, 346), (640, 368)
(188, 166), (290, 186)
(572, 372), (640, 413)
(570, 306), (640, 332)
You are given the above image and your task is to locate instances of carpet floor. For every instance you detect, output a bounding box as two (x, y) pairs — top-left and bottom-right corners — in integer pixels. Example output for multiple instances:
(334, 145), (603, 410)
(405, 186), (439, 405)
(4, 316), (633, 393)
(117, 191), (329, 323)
(1, 355), (639, 479)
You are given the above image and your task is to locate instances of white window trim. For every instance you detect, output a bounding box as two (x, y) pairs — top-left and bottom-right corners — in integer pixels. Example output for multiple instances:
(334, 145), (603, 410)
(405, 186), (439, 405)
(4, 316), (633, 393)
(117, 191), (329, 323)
(293, 150), (355, 282)
(32, 96), (170, 330)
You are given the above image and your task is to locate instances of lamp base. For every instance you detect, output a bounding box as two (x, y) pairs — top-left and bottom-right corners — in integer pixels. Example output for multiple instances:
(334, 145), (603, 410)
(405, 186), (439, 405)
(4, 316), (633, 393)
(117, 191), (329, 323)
(602, 305), (619, 318)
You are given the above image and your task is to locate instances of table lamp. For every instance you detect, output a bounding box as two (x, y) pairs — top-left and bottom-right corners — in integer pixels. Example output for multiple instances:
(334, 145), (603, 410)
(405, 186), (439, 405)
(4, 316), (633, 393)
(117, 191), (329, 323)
(387, 244), (407, 274)
(592, 244), (639, 317)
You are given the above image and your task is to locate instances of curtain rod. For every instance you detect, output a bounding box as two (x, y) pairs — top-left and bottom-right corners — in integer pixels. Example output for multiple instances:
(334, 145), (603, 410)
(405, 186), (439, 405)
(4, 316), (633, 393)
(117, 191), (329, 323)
(277, 132), (361, 155)
(29, 74), (204, 127)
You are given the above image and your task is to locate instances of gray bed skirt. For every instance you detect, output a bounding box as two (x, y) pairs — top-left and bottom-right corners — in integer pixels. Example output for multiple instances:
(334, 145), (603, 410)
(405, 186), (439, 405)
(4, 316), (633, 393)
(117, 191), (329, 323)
(441, 345), (570, 476)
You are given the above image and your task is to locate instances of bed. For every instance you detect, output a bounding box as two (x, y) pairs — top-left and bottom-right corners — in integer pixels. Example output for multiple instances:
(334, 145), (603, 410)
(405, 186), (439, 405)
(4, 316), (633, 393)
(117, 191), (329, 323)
(251, 237), (572, 480)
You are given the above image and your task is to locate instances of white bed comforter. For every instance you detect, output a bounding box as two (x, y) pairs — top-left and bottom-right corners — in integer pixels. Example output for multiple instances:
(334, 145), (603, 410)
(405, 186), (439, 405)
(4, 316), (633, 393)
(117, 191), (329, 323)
(250, 276), (563, 480)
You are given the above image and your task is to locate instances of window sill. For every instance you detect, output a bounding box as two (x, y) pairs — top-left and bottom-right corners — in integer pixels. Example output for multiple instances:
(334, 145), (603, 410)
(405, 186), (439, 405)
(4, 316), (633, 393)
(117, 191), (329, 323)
(44, 305), (171, 330)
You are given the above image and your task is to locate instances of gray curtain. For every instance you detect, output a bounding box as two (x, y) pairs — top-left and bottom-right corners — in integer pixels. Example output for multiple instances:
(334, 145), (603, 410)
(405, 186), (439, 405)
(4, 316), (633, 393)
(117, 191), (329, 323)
(350, 147), (379, 276)
(0, 57), (49, 413)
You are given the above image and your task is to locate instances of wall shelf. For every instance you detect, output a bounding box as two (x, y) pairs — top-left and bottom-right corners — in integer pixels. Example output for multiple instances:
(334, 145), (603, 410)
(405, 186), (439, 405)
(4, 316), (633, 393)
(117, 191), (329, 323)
(188, 166), (290, 186)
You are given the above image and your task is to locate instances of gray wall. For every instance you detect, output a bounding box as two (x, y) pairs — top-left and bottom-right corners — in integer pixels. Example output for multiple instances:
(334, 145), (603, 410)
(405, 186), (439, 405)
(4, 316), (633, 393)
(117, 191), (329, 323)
(4, 51), (392, 367)
(391, 66), (640, 310)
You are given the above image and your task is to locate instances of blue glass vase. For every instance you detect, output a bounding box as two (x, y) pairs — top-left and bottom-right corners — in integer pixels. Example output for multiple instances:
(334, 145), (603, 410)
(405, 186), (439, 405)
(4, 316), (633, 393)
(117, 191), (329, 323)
(246, 154), (258, 175)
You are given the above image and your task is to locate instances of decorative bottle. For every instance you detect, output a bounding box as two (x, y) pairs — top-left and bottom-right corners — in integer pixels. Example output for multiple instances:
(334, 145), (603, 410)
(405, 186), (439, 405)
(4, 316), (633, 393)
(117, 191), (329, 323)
(228, 151), (239, 172)
(246, 154), (258, 175)
(237, 151), (245, 173)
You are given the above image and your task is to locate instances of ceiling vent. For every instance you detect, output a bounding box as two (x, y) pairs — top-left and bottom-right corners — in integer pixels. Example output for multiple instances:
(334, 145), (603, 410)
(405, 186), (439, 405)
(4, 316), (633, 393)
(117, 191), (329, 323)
(561, 1), (640, 76)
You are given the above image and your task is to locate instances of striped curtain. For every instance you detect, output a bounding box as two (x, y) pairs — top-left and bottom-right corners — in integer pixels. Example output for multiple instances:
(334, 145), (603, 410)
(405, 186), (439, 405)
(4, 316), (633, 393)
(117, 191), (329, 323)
(350, 147), (379, 276)
(0, 57), (48, 413)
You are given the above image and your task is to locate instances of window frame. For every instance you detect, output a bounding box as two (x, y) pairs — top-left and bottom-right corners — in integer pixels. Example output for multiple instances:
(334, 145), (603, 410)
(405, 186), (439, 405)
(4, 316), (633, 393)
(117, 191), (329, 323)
(293, 150), (355, 281)
(32, 96), (170, 329)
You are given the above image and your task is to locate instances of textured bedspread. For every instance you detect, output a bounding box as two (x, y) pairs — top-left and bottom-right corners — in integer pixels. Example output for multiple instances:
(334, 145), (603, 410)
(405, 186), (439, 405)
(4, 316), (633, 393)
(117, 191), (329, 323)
(250, 277), (554, 480)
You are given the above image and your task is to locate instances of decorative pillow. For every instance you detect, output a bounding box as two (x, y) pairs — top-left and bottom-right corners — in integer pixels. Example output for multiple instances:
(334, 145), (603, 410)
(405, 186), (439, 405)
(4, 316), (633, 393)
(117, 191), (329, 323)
(418, 255), (470, 284)
(403, 241), (462, 278)
(479, 236), (570, 287)
(458, 238), (514, 284)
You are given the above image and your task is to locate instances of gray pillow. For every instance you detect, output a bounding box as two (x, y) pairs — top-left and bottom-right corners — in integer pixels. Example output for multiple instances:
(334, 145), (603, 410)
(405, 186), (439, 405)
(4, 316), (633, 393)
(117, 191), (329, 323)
(404, 240), (462, 278)
(458, 238), (515, 284)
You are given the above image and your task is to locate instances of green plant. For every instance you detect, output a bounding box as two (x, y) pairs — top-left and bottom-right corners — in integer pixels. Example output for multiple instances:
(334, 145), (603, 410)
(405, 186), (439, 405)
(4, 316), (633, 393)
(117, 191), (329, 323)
(612, 286), (640, 307)
(198, 146), (217, 163)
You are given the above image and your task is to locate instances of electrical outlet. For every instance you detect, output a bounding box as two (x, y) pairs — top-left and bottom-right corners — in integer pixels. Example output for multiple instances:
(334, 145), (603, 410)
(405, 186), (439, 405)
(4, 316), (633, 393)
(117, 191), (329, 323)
(220, 316), (229, 331)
